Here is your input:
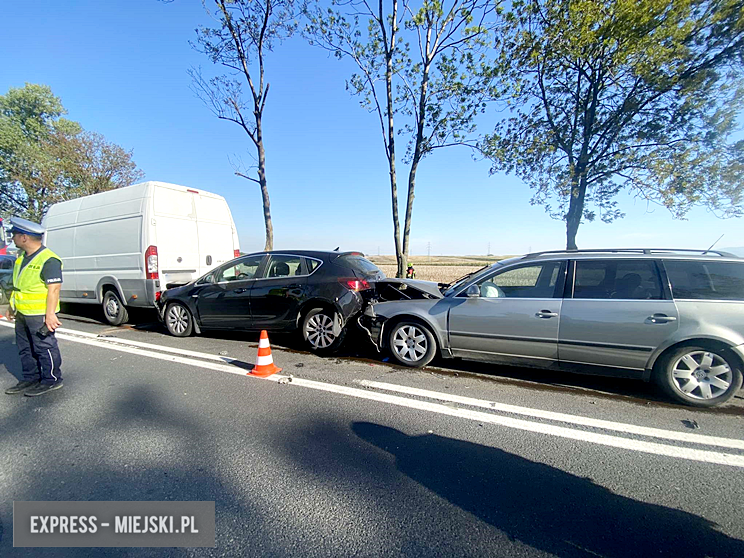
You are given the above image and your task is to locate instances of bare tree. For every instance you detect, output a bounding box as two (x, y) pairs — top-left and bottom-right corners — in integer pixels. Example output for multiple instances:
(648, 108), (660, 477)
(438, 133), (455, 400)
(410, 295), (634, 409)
(189, 0), (299, 251)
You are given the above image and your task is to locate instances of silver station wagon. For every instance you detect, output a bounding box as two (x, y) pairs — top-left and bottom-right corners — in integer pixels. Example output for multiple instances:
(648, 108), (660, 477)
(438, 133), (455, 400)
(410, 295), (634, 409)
(361, 249), (744, 408)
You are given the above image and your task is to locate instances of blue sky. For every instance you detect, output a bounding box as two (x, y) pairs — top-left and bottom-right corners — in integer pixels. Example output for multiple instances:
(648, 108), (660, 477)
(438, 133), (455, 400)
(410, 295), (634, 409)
(2, 0), (743, 256)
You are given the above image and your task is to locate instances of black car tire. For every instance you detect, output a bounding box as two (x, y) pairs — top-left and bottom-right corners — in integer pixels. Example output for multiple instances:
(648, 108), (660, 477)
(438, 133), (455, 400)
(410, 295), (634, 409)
(654, 345), (743, 408)
(387, 321), (437, 368)
(302, 307), (346, 354)
(165, 302), (194, 337)
(103, 290), (129, 326)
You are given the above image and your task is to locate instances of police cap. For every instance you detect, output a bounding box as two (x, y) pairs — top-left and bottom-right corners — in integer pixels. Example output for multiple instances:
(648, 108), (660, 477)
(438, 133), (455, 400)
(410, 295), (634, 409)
(9, 217), (45, 237)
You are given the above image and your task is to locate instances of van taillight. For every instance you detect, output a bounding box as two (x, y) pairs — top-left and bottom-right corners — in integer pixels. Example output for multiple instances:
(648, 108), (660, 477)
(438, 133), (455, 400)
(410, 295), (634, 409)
(145, 245), (159, 280)
(234, 249), (240, 258)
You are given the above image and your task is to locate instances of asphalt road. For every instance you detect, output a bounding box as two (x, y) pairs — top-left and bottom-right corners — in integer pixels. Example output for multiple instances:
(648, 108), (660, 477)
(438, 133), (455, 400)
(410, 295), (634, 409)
(1, 305), (743, 557)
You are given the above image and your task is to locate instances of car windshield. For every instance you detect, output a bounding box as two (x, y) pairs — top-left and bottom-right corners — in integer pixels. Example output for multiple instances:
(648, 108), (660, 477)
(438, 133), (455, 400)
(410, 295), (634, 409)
(443, 263), (500, 296)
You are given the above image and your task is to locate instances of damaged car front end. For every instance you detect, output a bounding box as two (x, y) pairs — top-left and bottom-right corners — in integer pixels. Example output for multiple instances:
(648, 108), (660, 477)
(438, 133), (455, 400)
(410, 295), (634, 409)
(358, 277), (451, 365)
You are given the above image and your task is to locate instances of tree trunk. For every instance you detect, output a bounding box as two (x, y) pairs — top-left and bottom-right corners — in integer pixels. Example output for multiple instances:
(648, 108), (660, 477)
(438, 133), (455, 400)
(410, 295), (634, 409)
(402, 56), (432, 269)
(255, 111), (273, 251)
(565, 169), (588, 250)
(385, 0), (404, 278)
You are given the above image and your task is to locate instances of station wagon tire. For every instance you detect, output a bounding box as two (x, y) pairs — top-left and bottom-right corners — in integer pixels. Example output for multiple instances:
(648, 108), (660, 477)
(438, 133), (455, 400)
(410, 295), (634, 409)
(102, 290), (129, 326)
(165, 302), (194, 337)
(388, 321), (437, 368)
(302, 308), (346, 354)
(655, 345), (743, 408)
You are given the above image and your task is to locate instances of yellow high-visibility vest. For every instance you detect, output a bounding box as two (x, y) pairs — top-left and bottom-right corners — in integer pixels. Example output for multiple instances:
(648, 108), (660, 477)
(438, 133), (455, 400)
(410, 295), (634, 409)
(10, 248), (62, 315)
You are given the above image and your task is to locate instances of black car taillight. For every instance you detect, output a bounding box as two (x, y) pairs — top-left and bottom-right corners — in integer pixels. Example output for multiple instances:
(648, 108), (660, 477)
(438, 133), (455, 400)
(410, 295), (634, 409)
(338, 277), (371, 291)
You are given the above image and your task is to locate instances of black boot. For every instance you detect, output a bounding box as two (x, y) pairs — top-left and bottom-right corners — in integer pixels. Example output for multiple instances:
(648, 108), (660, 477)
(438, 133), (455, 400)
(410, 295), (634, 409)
(24, 382), (64, 397)
(5, 381), (40, 395)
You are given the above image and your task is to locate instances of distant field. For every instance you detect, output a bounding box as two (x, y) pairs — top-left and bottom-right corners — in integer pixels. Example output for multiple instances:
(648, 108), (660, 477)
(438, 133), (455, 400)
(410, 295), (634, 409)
(369, 255), (506, 283)
(375, 264), (486, 283)
(368, 255), (507, 266)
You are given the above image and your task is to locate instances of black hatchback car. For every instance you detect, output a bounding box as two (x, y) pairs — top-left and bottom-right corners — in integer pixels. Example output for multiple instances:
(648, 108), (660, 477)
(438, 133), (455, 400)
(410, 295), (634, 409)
(158, 250), (384, 353)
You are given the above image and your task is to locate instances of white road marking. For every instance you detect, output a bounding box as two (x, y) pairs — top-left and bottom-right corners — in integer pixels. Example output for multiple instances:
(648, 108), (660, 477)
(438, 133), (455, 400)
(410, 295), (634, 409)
(52, 325), (242, 364)
(355, 379), (744, 451)
(2, 320), (743, 467)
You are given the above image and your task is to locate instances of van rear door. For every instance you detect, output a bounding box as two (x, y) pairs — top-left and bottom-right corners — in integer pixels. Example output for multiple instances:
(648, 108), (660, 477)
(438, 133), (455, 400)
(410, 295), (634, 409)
(194, 194), (238, 275)
(152, 186), (200, 287)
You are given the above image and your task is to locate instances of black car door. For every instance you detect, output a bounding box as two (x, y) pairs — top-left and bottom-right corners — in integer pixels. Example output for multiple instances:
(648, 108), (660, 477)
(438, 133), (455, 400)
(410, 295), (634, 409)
(248, 255), (307, 329)
(196, 254), (265, 329)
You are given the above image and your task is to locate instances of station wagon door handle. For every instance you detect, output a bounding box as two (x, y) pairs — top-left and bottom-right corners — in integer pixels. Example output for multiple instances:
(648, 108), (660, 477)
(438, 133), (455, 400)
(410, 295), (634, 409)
(647, 314), (677, 323)
(233, 288), (248, 294)
(535, 310), (558, 319)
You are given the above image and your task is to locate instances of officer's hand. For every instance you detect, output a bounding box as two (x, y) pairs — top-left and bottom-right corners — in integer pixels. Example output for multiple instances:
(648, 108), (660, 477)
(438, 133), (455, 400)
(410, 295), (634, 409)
(45, 313), (61, 332)
(3, 306), (14, 322)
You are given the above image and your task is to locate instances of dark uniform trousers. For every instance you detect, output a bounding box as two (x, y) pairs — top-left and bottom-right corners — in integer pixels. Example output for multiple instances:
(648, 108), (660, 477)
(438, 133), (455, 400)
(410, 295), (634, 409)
(15, 313), (63, 385)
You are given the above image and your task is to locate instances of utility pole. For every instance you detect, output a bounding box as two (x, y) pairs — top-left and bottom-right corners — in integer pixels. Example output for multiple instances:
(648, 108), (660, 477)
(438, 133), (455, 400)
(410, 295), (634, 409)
(487, 242), (491, 256)
(427, 242), (431, 263)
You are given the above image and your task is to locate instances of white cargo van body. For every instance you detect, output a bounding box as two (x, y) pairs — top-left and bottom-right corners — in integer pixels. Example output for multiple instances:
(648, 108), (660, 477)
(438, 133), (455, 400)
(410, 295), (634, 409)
(43, 181), (239, 324)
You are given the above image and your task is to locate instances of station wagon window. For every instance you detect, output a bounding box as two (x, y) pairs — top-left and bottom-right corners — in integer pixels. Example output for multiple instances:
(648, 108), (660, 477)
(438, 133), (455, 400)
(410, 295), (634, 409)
(573, 260), (662, 299)
(217, 255), (263, 282)
(264, 255), (303, 278)
(472, 261), (562, 298)
(664, 261), (744, 301)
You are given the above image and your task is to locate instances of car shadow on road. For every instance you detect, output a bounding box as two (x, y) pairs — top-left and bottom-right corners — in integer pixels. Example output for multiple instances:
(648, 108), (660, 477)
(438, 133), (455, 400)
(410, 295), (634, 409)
(349, 421), (743, 558)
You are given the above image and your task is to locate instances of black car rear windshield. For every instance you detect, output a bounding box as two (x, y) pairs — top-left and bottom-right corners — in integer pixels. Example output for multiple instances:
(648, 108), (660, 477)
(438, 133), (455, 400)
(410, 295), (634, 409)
(337, 255), (383, 276)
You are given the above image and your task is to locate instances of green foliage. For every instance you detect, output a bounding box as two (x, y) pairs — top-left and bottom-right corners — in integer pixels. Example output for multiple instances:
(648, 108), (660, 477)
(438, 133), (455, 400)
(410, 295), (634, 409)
(481, 0), (744, 248)
(0, 84), (144, 222)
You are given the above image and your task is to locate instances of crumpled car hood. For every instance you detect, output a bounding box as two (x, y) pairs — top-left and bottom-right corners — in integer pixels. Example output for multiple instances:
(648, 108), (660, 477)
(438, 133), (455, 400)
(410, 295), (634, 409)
(376, 278), (444, 299)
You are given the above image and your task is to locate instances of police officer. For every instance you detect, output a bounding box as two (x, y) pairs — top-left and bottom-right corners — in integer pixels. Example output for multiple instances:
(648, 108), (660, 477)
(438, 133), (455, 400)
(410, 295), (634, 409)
(406, 263), (416, 279)
(3, 217), (64, 396)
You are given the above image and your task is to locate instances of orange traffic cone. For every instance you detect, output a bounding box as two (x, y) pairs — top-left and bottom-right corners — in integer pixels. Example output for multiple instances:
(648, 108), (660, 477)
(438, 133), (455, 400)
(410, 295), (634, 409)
(250, 330), (282, 377)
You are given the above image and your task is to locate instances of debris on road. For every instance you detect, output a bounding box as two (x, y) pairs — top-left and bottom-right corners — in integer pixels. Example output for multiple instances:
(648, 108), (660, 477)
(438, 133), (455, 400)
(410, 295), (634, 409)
(278, 375), (294, 385)
(682, 419), (700, 429)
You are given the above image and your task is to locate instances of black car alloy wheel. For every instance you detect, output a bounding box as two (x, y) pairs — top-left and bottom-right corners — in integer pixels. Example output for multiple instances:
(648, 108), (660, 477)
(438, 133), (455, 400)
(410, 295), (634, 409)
(302, 308), (346, 354)
(165, 302), (194, 337)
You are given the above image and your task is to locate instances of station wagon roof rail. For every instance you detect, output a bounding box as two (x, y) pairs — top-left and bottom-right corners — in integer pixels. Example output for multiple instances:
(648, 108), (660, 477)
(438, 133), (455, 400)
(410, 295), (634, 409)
(522, 248), (737, 259)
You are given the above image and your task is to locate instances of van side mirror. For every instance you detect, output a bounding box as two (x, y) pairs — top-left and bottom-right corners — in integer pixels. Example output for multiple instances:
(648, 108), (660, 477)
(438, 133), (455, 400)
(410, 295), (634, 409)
(465, 284), (480, 298)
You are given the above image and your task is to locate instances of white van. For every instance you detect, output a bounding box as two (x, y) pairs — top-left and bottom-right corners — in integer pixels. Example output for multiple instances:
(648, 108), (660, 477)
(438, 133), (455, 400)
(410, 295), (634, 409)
(42, 181), (240, 325)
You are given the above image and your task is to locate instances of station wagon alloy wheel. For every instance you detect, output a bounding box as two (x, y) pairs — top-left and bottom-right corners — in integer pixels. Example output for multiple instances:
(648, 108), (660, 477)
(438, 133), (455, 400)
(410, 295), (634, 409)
(656, 345), (743, 407)
(671, 351), (732, 400)
(388, 322), (437, 368)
